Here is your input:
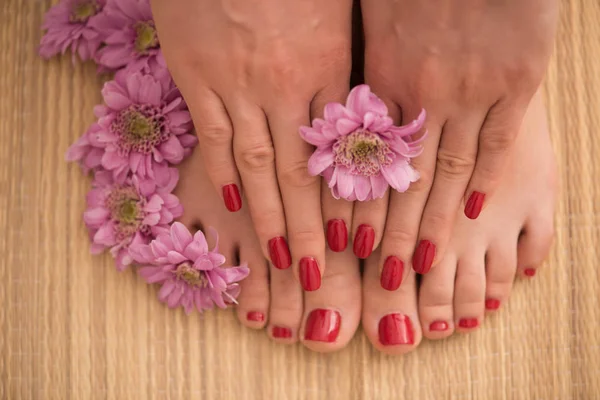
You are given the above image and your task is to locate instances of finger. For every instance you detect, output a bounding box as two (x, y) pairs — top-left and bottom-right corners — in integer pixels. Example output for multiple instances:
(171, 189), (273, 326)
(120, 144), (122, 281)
(351, 192), (390, 259)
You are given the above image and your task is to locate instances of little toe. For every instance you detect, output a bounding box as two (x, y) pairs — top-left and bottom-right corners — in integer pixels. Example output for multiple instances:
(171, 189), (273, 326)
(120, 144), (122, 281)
(453, 253), (486, 333)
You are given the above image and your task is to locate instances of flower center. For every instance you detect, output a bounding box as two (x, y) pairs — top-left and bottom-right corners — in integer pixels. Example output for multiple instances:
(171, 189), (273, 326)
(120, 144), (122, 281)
(70, 0), (99, 23)
(112, 105), (168, 155)
(175, 263), (208, 287)
(134, 21), (159, 54)
(333, 130), (393, 176)
(105, 186), (145, 241)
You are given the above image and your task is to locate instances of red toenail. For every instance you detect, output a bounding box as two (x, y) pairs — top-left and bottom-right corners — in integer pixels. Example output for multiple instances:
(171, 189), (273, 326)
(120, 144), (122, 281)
(379, 314), (415, 345)
(465, 191), (486, 219)
(524, 268), (536, 277)
(429, 320), (449, 332)
(268, 237), (292, 270)
(327, 219), (348, 252)
(380, 256), (404, 291)
(272, 326), (292, 338)
(304, 309), (341, 342)
(299, 257), (321, 291)
(458, 318), (479, 328)
(485, 299), (501, 310)
(353, 224), (375, 259)
(247, 311), (265, 322)
(412, 240), (436, 274)
(222, 184), (242, 212)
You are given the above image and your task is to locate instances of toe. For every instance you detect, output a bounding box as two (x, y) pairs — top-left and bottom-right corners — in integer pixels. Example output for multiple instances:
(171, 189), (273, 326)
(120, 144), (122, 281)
(267, 265), (304, 344)
(362, 250), (422, 355)
(301, 249), (361, 352)
(453, 253), (486, 333)
(236, 243), (270, 330)
(484, 241), (518, 313)
(517, 218), (554, 278)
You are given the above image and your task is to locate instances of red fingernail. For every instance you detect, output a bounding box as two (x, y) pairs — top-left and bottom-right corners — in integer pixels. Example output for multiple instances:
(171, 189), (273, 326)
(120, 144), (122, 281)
(353, 224), (375, 259)
(379, 314), (415, 346)
(304, 309), (341, 342)
(272, 326), (292, 338)
(380, 256), (404, 291)
(524, 268), (536, 277)
(327, 219), (348, 252)
(485, 298), (501, 310)
(247, 311), (265, 322)
(268, 237), (292, 270)
(412, 240), (436, 274)
(299, 257), (321, 291)
(458, 318), (479, 329)
(464, 191), (486, 220)
(222, 184), (242, 212)
(429, 320), (449, 332)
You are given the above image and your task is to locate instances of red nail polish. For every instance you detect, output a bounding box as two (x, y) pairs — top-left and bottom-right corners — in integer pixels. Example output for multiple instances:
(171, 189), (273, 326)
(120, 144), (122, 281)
(485, 298), (501, 310)
(429, 320), (449, 332)
(268, 237), (292, 270)
(222, 184), (242, 212)
(412, 240), (436, 274)
(353, 224), (375, 259)
(380, 256), (404, 291)
(464, 191), (486, 220)
(246, 311), (265, 322)
(304, 309), (341, 342)
(458, 318), (479, 329)
(524, 268), (536, 277)
(272, 326), (292, 338)
(299, 257), (321, 291)
(327, 219), (348, 252)
(379, 313), (415, 346)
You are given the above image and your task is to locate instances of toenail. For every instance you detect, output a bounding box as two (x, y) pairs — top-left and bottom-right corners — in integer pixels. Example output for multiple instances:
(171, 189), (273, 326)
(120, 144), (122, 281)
(380, 256), (404, 291)
(458, 318), (479, 329)
(412, 240), (436, 274)
(222, 184), (242, 212)
(429, 320), (449, 332)
(246, 311), (265, 322)
(353, 224), (375, 259)
(379, 314), (415, 346)
(327, 219), (348, 252)
(524, 268), (536, 277)
(272, 326), (293, 339)
(485, 299), (501, 310)
(465, 191), (486, 220)
(304, 309), (341, 342)
(299, 257), (321, 291)
(268, 237), (292, 270)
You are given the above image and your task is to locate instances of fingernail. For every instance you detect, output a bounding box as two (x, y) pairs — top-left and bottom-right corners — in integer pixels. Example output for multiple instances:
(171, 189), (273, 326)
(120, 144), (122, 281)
(458, 318), (479, 329)
(464, 191), (486, 219)
(485, 298), (501, 310)
(246, 311), (265, 322)
(304, 309), (341, 342)
(524, 268), (536, 277)
(380, 256), (404, 291)
(353, 224), (375, 259)
(412, 240), (436, 274)
(429, 320), (449, 332)
(327, 219), (348, 252)
(272, 326), (292, 338)
(222, 184), (242, 212)
(268, 237), (292, 270)
(299, 257), (321, 291)
(379, 313), (415, 346)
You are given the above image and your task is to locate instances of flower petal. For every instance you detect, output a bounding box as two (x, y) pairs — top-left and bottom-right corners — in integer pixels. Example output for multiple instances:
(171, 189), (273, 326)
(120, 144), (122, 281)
(170, 222), (193, 252)
(307, 147), (334, 176)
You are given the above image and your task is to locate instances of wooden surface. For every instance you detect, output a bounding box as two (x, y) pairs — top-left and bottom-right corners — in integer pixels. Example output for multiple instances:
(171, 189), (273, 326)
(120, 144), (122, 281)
(1, 1), (599, 399)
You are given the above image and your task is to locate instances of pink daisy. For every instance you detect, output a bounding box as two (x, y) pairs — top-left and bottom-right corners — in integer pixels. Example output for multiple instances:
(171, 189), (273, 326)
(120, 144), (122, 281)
(130, 222), (250, 314)
(39, 0), (105, 61)
(92, 70), (197, 185)
(65, 123), (104, 174)
(300, 85), (427, 201)
(84, 169), (183, 271)
(91, 0), (163, 72)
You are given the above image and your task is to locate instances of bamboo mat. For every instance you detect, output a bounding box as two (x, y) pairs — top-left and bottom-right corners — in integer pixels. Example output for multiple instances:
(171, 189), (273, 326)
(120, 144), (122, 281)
(1, 1), (599, 399)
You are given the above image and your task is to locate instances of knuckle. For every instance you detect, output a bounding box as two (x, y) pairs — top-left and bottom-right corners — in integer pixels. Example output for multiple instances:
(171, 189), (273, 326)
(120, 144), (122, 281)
(436, 148), (475, 179)
(421, 210), (452, 236)
(197, 124), (232, 146)
(384, 224), (416, 247)
(288, 228), (325, 251)
(278, 160), (318, 189)
(480, 130), (515, 154)
(236, 142), (275, 172)
(250, 209), (283, 240)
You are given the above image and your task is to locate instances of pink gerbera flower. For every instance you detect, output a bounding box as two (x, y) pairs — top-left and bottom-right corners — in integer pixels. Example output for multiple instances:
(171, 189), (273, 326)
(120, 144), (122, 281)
(130, 222), (250, 314)
(39, 0), (105, 61)
(300, 85), (427, 201)
(84, 169), (183, 270)
(93, 70), (197, 184)
(91, 0), (163, 72)
(65, 123), (104, 174)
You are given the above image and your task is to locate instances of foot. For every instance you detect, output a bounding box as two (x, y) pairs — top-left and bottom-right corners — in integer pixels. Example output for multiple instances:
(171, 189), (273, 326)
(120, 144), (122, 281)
(361, 92), (556, 354)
